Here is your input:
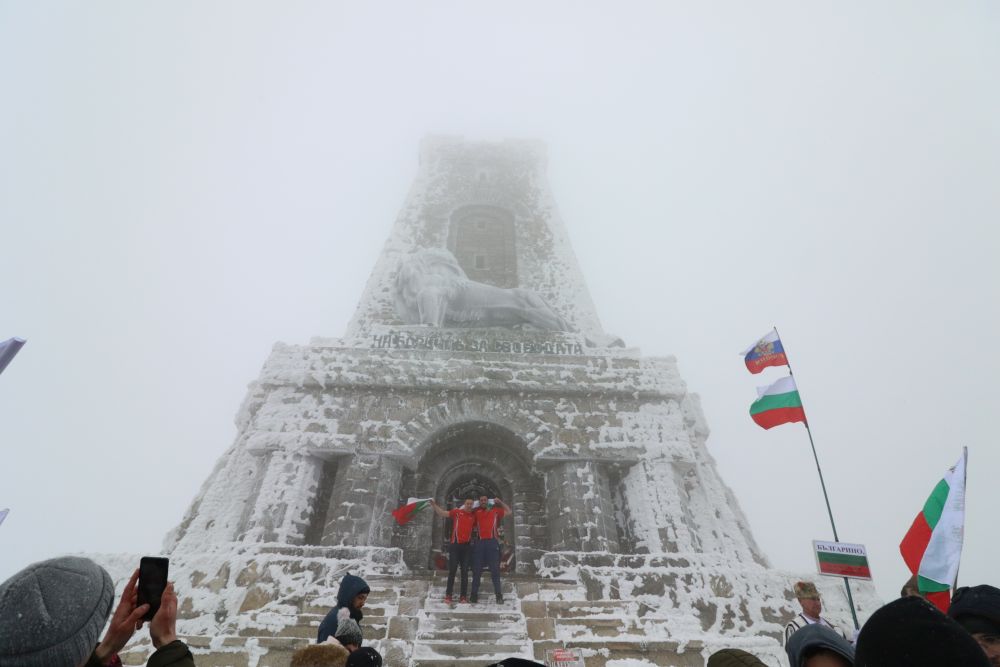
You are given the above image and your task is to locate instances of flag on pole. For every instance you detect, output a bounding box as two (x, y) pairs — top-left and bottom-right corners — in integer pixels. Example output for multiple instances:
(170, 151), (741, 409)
(391, 497), (433, 525)
(0, 338), (26, 376)
(899, 448), (967, 612)
(741, 329), (788, 374)
(749, 376), (806, 429)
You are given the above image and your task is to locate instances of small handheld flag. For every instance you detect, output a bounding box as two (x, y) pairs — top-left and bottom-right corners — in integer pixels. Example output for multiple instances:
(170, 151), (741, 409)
(0, 338), (26, 376)
(741, 329), (787, 374)
(899, 448), (967, 612)
(749, 376), (806, 429)
(391, 497), (433, 525)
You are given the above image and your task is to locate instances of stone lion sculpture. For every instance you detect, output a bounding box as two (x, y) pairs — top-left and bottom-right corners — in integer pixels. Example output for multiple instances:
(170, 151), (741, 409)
(393, 248), (570, 331)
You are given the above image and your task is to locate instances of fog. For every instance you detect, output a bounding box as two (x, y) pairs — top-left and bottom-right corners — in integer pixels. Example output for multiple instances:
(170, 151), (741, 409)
(1, 1), (998, 605)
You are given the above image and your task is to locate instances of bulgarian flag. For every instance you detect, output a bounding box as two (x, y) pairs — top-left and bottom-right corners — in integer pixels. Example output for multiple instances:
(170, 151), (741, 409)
(899, 449), (967, 612)
(391, 497), (433, 525)
(749, 376), (806, 429)
(741, 329), (788, 374)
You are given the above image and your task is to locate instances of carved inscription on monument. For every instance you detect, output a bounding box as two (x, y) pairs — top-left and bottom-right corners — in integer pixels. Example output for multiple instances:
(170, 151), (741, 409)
(371, 331), (584, 355)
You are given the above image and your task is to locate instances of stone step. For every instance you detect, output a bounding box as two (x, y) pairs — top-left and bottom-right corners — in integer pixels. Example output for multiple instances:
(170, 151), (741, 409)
(417, 630), (529, 642)
(521, 599), (634, 618)
(554, 617), (629, 638)
(427, 582), (517, 594)
(414, 642), (527, 659)
(421, 617), (525, 632)
(418, 610), (523, 622)
(413, 660), (524, 667)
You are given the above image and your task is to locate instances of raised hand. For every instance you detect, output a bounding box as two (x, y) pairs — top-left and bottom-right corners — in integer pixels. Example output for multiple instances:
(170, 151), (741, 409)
(149, 582), (179, 649)
(95, 569), (149, 664)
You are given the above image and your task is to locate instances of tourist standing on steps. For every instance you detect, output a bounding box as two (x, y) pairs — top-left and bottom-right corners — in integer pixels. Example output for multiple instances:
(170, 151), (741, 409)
(470, 495), (511, 604)
(317, 573), (370, 643)
(430, 497), (477, 604)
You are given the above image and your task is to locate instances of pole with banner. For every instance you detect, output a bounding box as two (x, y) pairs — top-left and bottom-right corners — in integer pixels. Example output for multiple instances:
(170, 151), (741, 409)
(744, 328), (860, 629)
(776, 328), (860, 630)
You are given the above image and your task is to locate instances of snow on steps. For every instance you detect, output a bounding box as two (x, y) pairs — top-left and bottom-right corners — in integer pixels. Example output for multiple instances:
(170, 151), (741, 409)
(96, 551), (833, 667)
(412, 582), (533, 667)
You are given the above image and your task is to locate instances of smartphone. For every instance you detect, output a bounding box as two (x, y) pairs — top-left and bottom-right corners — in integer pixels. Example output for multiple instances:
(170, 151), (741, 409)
(137, 556), (169, 622)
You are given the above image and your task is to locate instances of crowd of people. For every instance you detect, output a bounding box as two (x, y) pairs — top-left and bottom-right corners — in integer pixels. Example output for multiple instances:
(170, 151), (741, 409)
(0, 550), (996, 666)
(740, 578), (1000, 667)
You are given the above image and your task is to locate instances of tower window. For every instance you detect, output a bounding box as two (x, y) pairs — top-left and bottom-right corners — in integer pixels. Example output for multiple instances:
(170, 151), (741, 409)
(448, 205), (517, 288)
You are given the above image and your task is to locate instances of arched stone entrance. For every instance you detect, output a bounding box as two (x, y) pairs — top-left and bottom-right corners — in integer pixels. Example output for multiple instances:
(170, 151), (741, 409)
(393, 421), (548, 573)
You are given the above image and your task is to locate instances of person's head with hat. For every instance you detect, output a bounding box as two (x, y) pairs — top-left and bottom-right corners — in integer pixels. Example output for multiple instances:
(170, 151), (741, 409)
(345, 647), (383, 667)
(0, 556), (115, 667)
(786, 624), (854, 667)
(948, 584), (1000, 667)
(794, 580), (823, 620)
(856, 596), (989, 667)
(0, 555), (191, 667)
(334, 607), (363, 652)
(707, 648), (769, 667)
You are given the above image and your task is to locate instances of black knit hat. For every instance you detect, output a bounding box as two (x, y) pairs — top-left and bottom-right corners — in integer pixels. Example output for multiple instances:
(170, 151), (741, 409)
(707, 648), (769, 667)
(345, 647), (383, 667)
(949, 584), (1000, 635)
(0, 556), (115, 667)
(856, 596), (989, 667)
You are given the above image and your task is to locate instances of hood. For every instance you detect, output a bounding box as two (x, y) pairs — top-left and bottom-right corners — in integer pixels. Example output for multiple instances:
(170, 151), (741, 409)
(786, 623), (854, 667)
(336, 573), (371, 608)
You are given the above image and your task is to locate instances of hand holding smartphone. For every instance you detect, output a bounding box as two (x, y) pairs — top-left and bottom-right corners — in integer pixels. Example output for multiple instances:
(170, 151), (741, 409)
(137, 557), (169, 622)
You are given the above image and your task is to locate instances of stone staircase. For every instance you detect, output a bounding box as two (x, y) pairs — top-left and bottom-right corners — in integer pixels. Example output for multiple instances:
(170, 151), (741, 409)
(411, 579), (534, 667)
(107, 556), (808, 667)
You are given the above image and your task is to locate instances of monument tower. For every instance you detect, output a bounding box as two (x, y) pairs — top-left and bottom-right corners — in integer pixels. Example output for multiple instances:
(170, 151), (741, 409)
(107, 137), (878, 667)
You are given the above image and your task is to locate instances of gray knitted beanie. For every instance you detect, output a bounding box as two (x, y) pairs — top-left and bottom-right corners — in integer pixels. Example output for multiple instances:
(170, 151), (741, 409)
(334, 607), (363, 648)
(0, 556), (115, 667)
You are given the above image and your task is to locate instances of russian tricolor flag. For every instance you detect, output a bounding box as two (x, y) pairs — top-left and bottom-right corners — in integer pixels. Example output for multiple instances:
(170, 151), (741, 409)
(741, 329), (788, 374)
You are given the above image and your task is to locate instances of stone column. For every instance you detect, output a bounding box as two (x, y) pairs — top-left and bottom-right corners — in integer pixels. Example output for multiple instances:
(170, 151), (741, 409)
(544, 460), (620, 552)
(242, 450), (324, 545)
(321, 454), (404, 547)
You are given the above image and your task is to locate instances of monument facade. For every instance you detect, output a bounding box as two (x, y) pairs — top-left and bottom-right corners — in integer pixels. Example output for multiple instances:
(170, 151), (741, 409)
(166, 136), (769, 574)
(102, 137), (878, 667)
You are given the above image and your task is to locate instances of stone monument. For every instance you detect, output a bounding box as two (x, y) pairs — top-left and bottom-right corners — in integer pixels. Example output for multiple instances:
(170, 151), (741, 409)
(98, 137), (879, 667)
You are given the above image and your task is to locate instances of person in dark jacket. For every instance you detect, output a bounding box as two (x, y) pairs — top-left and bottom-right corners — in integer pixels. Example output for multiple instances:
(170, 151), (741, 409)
(786, 624), (854, 667)
(317, 574), (371, 643)
(0, 556), (195, 667)
(948, 585), (1000, 667)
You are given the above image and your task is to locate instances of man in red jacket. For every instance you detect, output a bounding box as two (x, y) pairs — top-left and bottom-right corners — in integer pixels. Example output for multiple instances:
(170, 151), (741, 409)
(470, 495), (512, 604)
(430, 497), (477, 604)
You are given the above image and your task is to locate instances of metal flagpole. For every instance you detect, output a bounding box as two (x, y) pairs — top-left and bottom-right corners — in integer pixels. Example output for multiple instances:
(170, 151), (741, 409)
(774, 327), (860, 630)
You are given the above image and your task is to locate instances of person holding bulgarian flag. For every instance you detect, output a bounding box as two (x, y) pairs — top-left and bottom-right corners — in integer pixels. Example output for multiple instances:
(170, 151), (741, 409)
(428, 496), (477, 604)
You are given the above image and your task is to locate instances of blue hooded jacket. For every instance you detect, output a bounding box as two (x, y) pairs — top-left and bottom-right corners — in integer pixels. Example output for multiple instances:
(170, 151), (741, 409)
(317, 573), (371, 644)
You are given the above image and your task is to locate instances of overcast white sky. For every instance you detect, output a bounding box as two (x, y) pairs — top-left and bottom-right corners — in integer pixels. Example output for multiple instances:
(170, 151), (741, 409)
(1, 2), (998, 609)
